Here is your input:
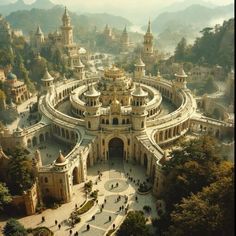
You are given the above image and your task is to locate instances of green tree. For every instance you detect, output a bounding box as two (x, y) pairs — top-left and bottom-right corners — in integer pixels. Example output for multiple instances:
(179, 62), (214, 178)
(3, 218), (27, 236)
(165, 173), (234, 236)
(7, 149), (35, 195)
(117, 211), (150, 236)
(174, 37), (187, 62)
(13, 54), (35, 93)
(0, 182), (12, 211)
(162, 136), (221, 210)
(0, 49), (14, 67)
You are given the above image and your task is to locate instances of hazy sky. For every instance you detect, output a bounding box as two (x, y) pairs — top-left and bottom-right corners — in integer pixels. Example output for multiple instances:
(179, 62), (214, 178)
(8, 0), (235, 24)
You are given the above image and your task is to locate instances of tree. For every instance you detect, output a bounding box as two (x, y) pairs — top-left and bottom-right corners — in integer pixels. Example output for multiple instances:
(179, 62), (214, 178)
(117, 211), (150, 236)
(165, 174), (234, 236)
(174, 37), (187, 62)
(13, 54), (35, 93)
(0, 182), (12, 211)
(0, 49), (14, 67)
(3, 218), (27, 236)
(7, 149), (35, 195)
(162, 136), (221, 210)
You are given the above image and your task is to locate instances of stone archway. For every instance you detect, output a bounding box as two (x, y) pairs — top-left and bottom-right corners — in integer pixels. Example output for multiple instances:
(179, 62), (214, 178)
(109, 138), (124, 160)
(72, 167), (80, 185)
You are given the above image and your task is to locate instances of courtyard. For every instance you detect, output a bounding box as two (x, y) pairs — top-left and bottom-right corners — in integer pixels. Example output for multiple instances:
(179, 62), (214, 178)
(0, 158), (158, 236)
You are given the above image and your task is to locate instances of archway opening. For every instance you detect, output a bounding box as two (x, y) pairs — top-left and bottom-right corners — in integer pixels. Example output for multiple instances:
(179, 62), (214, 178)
(109, 138), (124, 160)
(144, 153), (148, 169)
(72, 167), (79, 185)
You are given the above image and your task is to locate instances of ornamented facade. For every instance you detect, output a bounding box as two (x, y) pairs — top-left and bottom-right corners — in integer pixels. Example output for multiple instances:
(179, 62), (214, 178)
(31, 7), (87, 77)
(0, 55), (233, 208)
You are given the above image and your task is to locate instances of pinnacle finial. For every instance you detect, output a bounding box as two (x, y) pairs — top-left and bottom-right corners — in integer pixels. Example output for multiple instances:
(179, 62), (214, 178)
(147, 18), (151, 33)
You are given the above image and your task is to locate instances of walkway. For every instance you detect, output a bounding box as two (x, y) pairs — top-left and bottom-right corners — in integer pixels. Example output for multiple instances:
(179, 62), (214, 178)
(0, 160), (157, 236)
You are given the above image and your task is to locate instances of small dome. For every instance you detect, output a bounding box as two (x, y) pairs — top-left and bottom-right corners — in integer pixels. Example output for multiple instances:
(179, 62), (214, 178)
(135, 55), (145, 67)
(42, 68), (54, 81)
(175, 65), (187, 78)
(84, 84), (100, 97)
(132, 84), (148, 97)
(56, 150), (66, 164)
(7, 72), (17, 81)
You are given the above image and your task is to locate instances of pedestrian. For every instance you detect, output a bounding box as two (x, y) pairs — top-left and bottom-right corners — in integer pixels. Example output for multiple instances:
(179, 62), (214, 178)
(113, 224), (115, 229)
(55, 220), (58, 225)
(75, 204), (78, 209)
(87, 224), (90, 231)
(58, 224), (61, 230)
(109, 216), (111, 221)
(70, 229), (73, 235)
(104, 199), (107, 204)
(41, 216), (45, 222)
(119, 206), (122, 211)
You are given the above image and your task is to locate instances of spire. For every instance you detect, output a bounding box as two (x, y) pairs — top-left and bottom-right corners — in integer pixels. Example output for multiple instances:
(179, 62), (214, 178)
(147, 18), (151, 33)
(175, 64), (187, 78)
(36, 25), (43, 35)
(42, 67), (54, 81)
(135, 54), (145, 67)
(123, 25), (127, 34)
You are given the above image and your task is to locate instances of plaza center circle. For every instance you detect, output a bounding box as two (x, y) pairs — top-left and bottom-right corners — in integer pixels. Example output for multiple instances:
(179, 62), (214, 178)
(104, 179), (129, 192)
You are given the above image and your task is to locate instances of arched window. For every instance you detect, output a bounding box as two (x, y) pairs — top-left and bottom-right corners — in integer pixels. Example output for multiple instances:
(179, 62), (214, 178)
(113, 118), (118, 125)
(44, 177), (48, 183)
(102, 119), (105, 124)
(106, 119), (109, 124)
(122, 119), (125, 124)
(88, 121), (91, 128)
(141, 121), (144, 128)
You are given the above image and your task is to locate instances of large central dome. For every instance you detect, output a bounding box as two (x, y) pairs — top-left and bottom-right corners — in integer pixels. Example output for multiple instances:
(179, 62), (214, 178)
(97, 65), (135, 106)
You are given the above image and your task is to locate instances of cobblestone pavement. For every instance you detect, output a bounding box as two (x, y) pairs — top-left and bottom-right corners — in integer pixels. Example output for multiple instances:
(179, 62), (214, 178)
(0, 159), (157, 236)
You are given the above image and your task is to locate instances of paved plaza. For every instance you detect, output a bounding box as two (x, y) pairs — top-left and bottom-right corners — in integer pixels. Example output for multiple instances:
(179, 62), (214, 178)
(0, 159), (158, 236)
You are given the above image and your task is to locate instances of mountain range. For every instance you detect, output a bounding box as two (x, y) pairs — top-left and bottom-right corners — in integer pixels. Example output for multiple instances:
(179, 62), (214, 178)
(150, 4), (234, 33)
(5, 6), (132, 35)
(0, 0), (56, 15)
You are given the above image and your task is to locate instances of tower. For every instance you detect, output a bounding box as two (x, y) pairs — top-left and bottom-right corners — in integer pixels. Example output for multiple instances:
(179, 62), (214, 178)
(143, 19), (154, 56)
(120, 26), (129, 52)
(35, 25), (44, 51)
(84, 84), (101, 131)
(134, 54), (146, 79)
(131, 84), (148, 131)
(41, 68), (54, 94)
(173, 64), (188, 89)
(73, 57), (85, 80)
(61, 7), (73, 46)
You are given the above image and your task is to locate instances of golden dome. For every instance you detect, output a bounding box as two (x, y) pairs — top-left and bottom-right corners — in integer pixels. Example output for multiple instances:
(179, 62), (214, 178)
(104, 65), (124, 79)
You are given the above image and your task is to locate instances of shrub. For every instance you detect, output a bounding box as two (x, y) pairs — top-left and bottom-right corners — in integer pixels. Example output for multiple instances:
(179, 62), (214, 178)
(84, 180), (93, 193)
(76, 199), (94, 215)
(143, 205), (152, 213)
(90, 190), (99, 199)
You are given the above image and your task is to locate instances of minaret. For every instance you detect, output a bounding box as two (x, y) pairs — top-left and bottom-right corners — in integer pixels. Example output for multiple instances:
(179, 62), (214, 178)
(84, 84), (101, 131)
(35, 25), (44, 51)
(134, 54), (146, 79)
(131, 83), (148, 131)
(74, 57), (85, 80)
(120, 26), (129, 52)
(61, 6), (73, 46)
(41, 68), (54, 94)
(143, 19), (154, 55)
(173, 64), (188, 89)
